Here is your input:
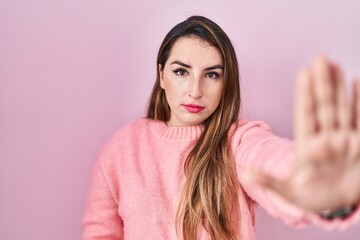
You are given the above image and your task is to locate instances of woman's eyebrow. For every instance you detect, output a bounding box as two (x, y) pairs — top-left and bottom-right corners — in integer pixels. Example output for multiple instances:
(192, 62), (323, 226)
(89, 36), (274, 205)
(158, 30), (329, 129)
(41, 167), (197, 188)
(205, 65), (224, 71)
(170, 60), (224, 70)
(171, 60), (191, 68)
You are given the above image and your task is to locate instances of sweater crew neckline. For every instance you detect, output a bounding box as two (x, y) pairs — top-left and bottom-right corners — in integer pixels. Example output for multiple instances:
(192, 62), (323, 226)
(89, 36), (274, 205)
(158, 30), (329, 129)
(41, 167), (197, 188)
(148, 119), (203, 142)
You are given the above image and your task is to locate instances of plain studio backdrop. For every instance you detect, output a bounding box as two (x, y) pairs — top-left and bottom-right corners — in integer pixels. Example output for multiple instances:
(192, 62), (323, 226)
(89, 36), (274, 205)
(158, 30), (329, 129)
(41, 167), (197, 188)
(1, 0), (359, 239)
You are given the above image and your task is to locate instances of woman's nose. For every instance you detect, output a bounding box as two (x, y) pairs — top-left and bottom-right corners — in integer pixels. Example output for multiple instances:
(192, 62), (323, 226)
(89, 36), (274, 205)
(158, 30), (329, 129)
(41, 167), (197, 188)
(188, 77), (202, 99)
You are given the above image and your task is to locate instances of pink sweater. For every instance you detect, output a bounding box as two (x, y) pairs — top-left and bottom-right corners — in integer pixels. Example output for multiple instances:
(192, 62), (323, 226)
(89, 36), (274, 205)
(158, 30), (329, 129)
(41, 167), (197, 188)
(82, 119), (360, 239)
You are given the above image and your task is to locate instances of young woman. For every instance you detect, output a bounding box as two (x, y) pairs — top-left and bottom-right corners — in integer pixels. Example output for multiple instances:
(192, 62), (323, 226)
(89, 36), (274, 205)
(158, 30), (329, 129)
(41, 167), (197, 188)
(82, 15), (360, 240)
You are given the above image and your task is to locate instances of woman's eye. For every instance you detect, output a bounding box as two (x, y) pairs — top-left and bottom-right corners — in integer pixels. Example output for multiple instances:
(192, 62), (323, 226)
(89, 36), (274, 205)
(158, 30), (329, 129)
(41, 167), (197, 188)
(173, 69), (188, 76)
(206, 72), (219, 79)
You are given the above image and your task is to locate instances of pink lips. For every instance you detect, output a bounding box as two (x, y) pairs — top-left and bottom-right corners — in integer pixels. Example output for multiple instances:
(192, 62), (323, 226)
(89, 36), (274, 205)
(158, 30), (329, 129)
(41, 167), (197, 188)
(182, 104), (205, 113)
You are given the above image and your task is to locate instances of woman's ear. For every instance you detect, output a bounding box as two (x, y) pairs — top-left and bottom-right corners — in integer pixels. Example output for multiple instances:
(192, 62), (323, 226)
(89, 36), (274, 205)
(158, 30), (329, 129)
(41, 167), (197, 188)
(159, 64), (165, 89)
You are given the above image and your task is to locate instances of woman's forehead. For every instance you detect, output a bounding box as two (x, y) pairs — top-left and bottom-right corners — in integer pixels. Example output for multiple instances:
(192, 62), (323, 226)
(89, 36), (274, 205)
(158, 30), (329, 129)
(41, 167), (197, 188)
(167, 36), (223, 67)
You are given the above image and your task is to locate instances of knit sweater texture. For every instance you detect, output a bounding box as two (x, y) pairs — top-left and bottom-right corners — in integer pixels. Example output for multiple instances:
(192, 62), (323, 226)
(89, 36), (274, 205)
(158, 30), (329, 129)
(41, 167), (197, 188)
(82, 118), (360, 239)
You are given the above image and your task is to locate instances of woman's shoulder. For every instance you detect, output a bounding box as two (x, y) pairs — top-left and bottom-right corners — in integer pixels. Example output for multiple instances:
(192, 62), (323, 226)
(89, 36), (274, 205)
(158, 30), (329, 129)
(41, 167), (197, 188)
(95, 118), (156, 163)
(105, 118), (154, 143)
(229, 118), (276, 146)
(116, 118), (150, 132)
(230, 119), (273, 135)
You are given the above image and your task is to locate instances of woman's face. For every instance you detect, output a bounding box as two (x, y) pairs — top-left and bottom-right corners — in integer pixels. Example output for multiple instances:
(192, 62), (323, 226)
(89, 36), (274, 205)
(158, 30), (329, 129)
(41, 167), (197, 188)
(159, 36), (224, 126)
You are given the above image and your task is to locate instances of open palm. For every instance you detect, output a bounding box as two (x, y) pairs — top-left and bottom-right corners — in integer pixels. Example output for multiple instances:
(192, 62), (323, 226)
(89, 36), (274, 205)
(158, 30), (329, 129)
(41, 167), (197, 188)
(246, 55), (360, 213)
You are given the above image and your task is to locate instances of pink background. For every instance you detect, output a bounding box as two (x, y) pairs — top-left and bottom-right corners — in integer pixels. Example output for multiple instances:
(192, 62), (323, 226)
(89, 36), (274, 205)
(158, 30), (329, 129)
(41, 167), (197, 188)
(1, 0), (359, 239)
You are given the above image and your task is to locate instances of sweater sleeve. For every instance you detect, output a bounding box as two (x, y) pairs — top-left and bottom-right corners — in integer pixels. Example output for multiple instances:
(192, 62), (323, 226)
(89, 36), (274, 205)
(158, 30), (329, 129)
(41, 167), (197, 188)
(233, 120), (360, 230)
(82, 144), (123, 240)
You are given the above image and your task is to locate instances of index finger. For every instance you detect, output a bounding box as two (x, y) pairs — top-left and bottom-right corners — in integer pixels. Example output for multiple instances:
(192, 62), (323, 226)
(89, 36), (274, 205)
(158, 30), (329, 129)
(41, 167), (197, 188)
(295, 68), (316, 142)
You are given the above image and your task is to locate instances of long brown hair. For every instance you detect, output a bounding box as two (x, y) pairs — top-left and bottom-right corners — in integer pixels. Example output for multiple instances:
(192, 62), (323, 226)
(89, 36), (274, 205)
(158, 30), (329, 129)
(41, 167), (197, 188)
(147, 15), (241, 239)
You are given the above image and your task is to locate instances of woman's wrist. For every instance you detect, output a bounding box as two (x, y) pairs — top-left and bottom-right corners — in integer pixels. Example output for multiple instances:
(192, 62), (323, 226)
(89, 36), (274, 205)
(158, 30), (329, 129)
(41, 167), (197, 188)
(319, 205), (358, 220)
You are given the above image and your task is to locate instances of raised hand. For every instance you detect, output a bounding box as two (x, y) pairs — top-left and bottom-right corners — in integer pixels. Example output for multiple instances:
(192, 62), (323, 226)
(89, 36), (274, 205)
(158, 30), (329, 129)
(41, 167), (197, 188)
(243, 55), (360, 213)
